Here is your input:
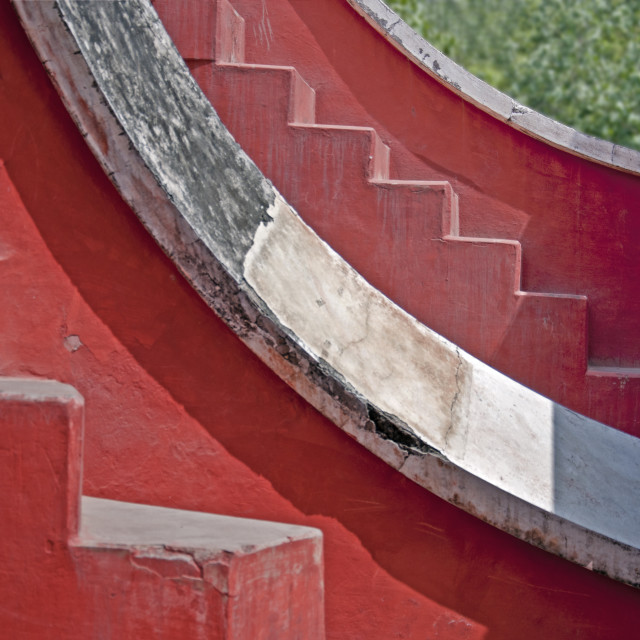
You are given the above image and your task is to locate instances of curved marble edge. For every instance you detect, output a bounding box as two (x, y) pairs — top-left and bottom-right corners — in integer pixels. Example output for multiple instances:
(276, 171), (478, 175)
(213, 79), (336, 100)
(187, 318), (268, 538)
(12, 0), (640, 587)
(346, 0), (640, 175)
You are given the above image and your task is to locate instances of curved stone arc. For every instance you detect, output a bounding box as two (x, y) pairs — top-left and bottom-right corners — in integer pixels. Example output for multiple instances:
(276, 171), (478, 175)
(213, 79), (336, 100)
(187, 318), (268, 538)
(346, 0), (640, 175)
(12, 0), (640, 587)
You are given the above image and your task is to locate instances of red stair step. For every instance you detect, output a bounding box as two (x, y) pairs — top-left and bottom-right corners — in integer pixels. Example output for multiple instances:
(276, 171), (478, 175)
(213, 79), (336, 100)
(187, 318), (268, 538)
(152, 0), (246, 63)
(490, 291), (589, 394)
(584, 367), (640, 433)
(0, 377), (325, 638)
(76, 497), (325, 640)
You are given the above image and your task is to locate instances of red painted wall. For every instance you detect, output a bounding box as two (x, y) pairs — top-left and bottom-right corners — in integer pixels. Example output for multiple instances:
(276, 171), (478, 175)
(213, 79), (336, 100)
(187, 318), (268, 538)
(164, 0), (640, 435)
(2, 2), (640, 638)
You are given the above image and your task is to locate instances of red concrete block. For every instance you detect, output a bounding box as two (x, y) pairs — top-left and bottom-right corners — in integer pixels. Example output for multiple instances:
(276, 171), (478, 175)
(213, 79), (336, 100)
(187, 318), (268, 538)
(0, 378), (85, 637)
(0, 378), (84, 549)
(76, 497), (325, 640)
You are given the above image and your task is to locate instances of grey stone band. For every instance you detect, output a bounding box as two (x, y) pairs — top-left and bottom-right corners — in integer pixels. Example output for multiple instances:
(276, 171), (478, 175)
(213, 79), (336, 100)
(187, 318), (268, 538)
(13, 0), (640, 587)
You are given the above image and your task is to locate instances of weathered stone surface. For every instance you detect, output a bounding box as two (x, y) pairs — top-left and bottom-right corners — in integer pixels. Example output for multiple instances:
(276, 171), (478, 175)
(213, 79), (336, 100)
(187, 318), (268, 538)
(79, 496), (325, 638)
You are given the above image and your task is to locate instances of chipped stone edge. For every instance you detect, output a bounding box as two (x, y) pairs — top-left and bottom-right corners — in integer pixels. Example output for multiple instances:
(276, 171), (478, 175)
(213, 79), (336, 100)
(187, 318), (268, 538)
(12, 0), (640, 588)
(346, 0), (640, 174)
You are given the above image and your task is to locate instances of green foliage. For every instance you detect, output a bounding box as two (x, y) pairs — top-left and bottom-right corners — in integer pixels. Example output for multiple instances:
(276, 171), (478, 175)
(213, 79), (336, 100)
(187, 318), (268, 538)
(387, 0), (640, 150)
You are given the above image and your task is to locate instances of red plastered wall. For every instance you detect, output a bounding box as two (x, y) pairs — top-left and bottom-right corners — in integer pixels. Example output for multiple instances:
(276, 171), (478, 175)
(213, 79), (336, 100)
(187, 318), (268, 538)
(1, 3), (639, 638)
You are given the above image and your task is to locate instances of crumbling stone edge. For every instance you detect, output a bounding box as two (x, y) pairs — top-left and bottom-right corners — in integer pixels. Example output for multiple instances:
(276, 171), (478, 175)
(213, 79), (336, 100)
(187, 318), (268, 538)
(346, 0), (640, 174)
(13, 0), (640, 587)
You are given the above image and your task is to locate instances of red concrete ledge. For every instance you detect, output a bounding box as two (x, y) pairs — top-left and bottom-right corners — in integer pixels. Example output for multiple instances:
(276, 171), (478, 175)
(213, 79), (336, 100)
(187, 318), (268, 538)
(0, 377), (84, 540)
(13, 0), (640, 588)
(77, 496), (324, 639)
(0, 376), (324, 638)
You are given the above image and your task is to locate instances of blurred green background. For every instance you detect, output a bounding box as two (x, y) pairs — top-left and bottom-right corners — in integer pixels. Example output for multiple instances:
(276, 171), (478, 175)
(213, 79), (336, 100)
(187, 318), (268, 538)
(387, 0), (640, 150)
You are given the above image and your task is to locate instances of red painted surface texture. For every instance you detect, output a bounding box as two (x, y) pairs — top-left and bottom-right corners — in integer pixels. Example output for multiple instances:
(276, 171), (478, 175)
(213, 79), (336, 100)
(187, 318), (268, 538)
(1, 380), (323, 639)
(158, 0), (640, 435)
(0, 385), (234, 639)
(1, 2), (640, 639)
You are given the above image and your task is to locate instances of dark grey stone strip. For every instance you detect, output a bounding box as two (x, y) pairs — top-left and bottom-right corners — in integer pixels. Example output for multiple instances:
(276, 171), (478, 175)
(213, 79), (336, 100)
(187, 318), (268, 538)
(12, 0), (640, 587)
(60, 0), (275, 282)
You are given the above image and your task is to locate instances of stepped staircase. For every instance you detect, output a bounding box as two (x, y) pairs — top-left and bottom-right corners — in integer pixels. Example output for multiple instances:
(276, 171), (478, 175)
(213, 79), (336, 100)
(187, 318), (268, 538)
(153, 0), (640, 435)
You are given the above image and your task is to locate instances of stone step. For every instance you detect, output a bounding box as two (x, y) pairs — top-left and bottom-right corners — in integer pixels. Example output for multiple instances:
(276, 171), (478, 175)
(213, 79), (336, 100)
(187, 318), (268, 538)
(76, 497), (324, 640)
(0, 377), (325, 639)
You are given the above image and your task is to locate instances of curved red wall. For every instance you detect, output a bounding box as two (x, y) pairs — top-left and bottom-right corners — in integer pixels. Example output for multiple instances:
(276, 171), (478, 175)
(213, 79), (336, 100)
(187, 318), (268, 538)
(2, 3), (640, 638)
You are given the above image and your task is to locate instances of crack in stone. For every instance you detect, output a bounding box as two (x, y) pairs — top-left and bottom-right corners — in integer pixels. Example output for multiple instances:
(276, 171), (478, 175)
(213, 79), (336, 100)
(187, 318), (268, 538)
(338, 297), (372, 356)
(386, 18), (401, 33)
(162, 545), (205, 578)
(127, 545), (205, 582)
(444, 346), (462, 448)
(397, 449), (414, 474)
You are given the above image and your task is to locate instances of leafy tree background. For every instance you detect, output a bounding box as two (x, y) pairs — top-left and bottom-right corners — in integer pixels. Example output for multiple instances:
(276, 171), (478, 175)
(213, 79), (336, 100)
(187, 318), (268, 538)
(387, 0), (640, 150)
